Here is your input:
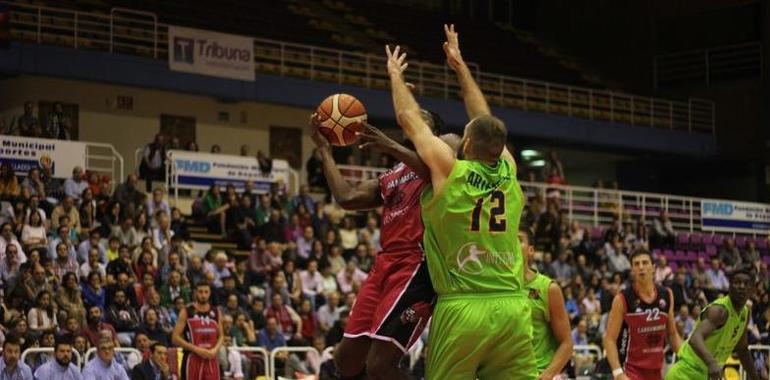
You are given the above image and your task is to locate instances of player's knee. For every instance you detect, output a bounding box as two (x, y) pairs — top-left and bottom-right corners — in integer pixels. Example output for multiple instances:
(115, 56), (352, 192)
(365, 353), (398, 378)
(334, 350), (365, 377)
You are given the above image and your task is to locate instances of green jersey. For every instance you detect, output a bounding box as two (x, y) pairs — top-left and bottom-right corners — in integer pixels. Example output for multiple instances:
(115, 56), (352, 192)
(420, 159), (525, 296)
(676, 296), (749, 371)
(526, 271), (558, 373)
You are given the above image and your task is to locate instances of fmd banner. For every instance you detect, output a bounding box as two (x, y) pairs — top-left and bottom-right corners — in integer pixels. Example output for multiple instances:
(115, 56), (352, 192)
(168, 25), (255, 81)
(168, 150), (290, 192)
(0, 135), (86, 179)
(701, 199), (770, 234)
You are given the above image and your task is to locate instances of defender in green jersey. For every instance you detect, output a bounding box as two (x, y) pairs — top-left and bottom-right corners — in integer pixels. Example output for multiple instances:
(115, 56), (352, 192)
(385, 25), (536, 379)
(665, 265), (759, 380)
(520, 227), (573, 379)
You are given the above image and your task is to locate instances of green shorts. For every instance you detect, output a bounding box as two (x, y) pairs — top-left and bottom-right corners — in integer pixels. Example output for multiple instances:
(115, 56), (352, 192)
(664, 360), (706, 380)
(426, 292), (537, 380)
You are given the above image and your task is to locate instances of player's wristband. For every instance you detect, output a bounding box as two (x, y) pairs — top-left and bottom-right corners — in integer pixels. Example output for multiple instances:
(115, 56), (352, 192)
(612, 368), (624, 378)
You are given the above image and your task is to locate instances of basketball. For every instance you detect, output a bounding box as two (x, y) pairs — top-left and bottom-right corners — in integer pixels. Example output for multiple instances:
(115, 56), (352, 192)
(315, 93), (367, 146)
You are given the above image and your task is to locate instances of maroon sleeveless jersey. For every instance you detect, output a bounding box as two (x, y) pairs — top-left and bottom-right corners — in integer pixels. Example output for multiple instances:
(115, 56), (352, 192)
(184, 304), (219, 349)
(617, 285), (670, 371)
(378, 163), (426, 253)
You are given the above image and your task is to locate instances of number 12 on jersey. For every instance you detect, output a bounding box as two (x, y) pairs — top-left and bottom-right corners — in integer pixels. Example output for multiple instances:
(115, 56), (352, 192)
(470, 190), (507, 232)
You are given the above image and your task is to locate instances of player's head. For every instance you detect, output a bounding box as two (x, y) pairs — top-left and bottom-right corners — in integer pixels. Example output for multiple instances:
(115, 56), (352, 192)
(461, 115), (507, 163)
(728, 264), (756, 306)
(193, 281), (211, 304)
(630, 249), (653, 284)
(402, 109), (445, 147)
(517, 227), (535, 267)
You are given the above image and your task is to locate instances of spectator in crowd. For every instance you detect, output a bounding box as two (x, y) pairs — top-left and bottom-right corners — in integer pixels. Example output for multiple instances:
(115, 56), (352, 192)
(257, 316), (286, 352)
(265, 292), (301, 341)
(706, 258), (729, 292)
(81, 272), (106, 310)
(56, 272), (85, 322)
(0, 334), (34, 380)
(325, 309), (348, 347)
(239, 144), (250, 157)
(202, 185), (227, 236)
(21, 210), (46, 253)
(106, 287), (141, 346)
(140, 134), (166, 193)
(21, 168), (47, 199)
(718, 237), (742, 270)
(137, 308), (170, 346)
(78, 230), (106, 264)
(145, 188), (170, 221)
(51, 197), (81, 235)
(336, 260), (367, 294)
(130, 342), (171, 380)
(0, 244), (23, 289)
(654, 256), (674, 285)
(52, 242), (79, 282)
(0, 162), (19, 200)
(63, 167), (88, 202)
(292, 185), (316, 215)
(0, 222), (25, 262)
(306, 148), (326, 192)
(45, 102), (71, 140)
(14, 101), (38, 137)
(675, 304), (696, 337)
(256, 150), (273, 176)
(112, 175), (143, 215)
(33, 334), (80, 380)
(78, 247), (106, 283)
(605, 236), (630, 274)
(82, 337), (129, 380)
(651, 210), (676, 248)
(27, 290), (57, 335)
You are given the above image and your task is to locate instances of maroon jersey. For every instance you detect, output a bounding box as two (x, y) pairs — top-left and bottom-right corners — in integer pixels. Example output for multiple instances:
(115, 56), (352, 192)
(378, 163), (426, 253)
(184, 304), (219, 349)
(617, 285), (670, 372)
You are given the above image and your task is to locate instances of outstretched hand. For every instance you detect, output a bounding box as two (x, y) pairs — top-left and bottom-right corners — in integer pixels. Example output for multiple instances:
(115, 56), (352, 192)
(357, 122), (396, 151)
(309, 113), (331, 151)
(443, 24), (465, 70)
(386, 45), (408, 77)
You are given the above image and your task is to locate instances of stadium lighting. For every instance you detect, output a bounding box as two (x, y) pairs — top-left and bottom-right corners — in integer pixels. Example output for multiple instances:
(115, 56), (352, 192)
(529, 159), (546, 167)
(521, 149), (541, 159)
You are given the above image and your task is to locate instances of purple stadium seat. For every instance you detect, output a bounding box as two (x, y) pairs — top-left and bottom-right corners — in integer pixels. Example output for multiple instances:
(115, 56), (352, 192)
(763, 256), (770, 266)
(757, 238), (768, 252)
(689, 233), (702, 248)
(705, 245), (717, 257)
(674, 250), (686, 261)
(677, 234), (690, 247)
(590, 227), (603, 241)
(701, 234), (714, 246)
(713, 234), (726, 247)
(697, 251), (709, 261)
(685, 251), (698, 262)
(652, 248), (662, 259)
(735, 236), (747, 249)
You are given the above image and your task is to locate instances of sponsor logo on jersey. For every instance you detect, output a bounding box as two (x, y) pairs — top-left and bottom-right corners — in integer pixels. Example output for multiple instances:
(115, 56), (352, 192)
(456, 242), (487, 274)
(528, 288), (541, 300)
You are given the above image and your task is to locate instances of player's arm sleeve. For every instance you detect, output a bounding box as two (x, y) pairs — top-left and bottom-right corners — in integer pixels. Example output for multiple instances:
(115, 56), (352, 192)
(544, 282), (573, 377)
(603, 294), (626, 373)
(666, 288), (682, 353)
(688, 305), (727, 369)
(317, 149), (382, 210)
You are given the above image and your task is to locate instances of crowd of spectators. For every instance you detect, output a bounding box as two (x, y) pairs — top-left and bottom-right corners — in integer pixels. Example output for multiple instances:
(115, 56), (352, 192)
(2, 101), (74, 140)
(0, 123), (767, 379)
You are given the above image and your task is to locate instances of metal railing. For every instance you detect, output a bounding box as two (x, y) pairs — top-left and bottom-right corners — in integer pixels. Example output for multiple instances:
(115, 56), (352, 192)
(269, 346), (319, 379)
(573, 344), (602, 380)
(21, 347), (83, 368)
(655, 42), (762, 88)
(3, 1), (715, 134)
(85, 141), (124, 188)
(83, 346), (143, 367)
(228, 346), (270, 379)
(335, 163), (770, 236)
(742, 345), (770, 380)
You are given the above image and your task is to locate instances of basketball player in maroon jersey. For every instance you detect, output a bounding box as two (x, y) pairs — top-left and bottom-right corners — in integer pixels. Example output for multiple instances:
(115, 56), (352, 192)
(604, 250), (682, 380)
(310, 111), (459, 380)
(172, 282), (224, 380)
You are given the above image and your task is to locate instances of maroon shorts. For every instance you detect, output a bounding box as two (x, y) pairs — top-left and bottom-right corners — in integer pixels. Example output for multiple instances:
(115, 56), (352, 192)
(343, 250), (435, 353)
(181, 352), (220, 380)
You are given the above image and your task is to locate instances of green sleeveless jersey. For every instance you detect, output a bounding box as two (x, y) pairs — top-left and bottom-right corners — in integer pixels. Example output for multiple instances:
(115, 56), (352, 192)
(526, 271), (558, 372)
(420, 159), (524, 296)
(676, 296), (749, 371)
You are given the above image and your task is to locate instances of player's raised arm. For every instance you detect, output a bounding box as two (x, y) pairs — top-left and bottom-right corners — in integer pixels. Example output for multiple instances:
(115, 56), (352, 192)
(443, 25), (515, 167)
(387, 45), (455, 193)
(310, 115), (382, 210)
(443, 24), (490, 119)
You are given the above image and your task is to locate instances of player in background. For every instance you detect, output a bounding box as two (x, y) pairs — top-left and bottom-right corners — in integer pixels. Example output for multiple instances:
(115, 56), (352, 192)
(171, 282), (224, 380)
(520, 226), (573, 380)
(603, 249), (681, 380)
(310, 112), (458, 379)
(386, 24), (536, 378)
(665, 264), (759, 380)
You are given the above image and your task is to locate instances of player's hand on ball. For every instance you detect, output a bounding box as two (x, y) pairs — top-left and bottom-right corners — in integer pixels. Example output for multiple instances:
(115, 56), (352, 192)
(357, 123), (395, 151)
(310, 114), (331, 151)
(385, 45), (408, 77)
(443, 24), (465, 70)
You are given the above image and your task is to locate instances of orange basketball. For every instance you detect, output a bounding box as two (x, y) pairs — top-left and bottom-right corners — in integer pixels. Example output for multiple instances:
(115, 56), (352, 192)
(315, 93), (367, 146)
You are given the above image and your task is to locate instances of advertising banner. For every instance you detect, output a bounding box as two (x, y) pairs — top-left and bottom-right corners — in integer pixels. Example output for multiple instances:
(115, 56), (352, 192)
(168, 25), (255, 81)
(0, 135), (87, 178)
(168, 150), (290, 193)
(701, 199), (770, 234)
